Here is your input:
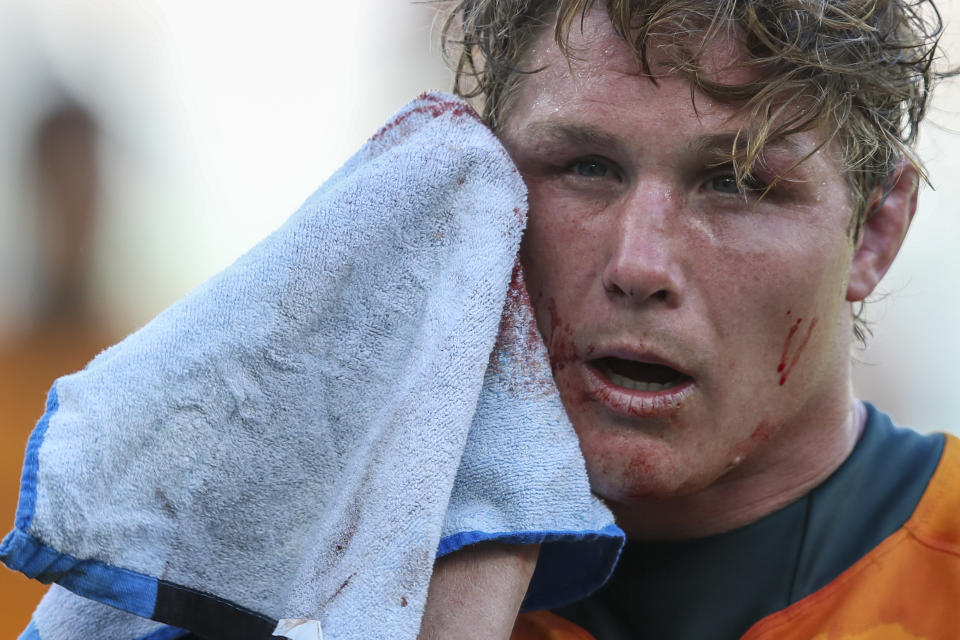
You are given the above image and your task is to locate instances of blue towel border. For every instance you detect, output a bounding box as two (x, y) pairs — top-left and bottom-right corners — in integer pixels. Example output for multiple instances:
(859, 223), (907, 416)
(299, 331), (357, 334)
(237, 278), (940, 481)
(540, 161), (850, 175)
(1, 527), (278, 639)
(0, 528), (157, 618)
(438, 523), (625, 611)
(2, 379), (154, 618)
(19, 618), (190, 640)
(4, 523), (624, 627)
(17, 620), (39, 640)
(15, 382), (59, 532)
(4, 381), (625, 629)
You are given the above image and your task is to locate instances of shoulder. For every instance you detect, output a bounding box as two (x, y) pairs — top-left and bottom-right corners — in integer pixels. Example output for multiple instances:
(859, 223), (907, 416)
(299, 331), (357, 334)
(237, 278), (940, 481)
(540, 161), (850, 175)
(905, 432), (960, 553)
(742, 429), (960, 640)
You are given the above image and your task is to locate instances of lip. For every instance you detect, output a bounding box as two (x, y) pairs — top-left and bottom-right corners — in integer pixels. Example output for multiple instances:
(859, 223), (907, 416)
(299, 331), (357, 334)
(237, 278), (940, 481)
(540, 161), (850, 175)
(580, 347), (695, 419)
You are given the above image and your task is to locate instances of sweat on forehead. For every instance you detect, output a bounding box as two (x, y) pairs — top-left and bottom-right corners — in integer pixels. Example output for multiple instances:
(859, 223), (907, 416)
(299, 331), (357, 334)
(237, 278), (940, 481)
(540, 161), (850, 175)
(442, 0), (947, 223)
(502, 13), (834, 206)
(501, 13), (845, 204)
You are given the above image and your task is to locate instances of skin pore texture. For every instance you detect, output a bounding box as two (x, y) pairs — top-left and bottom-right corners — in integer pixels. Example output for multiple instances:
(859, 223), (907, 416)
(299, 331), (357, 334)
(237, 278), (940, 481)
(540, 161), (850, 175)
(419, 543), (540, 639)
(498, 10), (918, 540)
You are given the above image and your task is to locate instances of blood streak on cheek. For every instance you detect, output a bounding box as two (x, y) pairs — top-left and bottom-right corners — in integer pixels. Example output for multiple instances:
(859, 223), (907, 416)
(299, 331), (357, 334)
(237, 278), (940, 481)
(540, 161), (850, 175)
(729, 420), (779, 466)
(777, 312), (819, 386)
(546, 297), (577, 372)
(748, 420), (778, 447)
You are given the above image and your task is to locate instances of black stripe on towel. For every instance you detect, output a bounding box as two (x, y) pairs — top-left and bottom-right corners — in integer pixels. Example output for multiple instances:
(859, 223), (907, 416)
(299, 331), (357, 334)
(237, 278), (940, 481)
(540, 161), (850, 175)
(154, 580), (279, 640)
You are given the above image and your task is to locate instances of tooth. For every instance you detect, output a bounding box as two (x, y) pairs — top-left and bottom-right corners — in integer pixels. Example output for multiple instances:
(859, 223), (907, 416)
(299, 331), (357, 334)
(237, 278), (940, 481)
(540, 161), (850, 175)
(606, 370), (673, 392)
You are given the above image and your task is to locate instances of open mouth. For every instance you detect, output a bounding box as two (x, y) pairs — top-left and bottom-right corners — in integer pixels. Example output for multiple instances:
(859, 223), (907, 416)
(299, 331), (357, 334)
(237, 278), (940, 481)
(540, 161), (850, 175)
(590, 357), (691, 392)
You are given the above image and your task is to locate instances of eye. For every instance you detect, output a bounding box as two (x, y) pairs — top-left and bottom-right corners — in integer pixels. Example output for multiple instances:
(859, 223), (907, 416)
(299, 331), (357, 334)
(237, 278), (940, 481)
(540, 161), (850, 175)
(707, 173), (767, 195)
(569, 158), (614, 178)
(710, 175), (740, 194)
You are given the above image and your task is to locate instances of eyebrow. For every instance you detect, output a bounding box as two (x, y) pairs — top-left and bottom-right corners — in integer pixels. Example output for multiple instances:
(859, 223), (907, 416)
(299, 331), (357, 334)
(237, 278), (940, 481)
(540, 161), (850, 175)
(521, 120), (625, 153)
(690, 133), (804, 159)
(522, 122), (803, 156)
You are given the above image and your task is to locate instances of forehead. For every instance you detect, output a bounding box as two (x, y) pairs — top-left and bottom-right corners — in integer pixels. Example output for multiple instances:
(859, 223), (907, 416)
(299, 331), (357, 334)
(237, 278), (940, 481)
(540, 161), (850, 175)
(528, 9), (755, 84)
(501, 9), (833, 169)
(511, 11), (748, 107)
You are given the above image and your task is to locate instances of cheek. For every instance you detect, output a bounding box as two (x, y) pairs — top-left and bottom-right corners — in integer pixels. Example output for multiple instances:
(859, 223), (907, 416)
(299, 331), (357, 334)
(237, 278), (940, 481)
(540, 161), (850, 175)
(519, 198), (601, 334)
(521, 180), (607, 268)
(776, 313), (819, 386)
(523, 295), (581, 376)
(702, 235), (846, 342)
(768, 246), (853, 382)
(706, 258), (853, 423)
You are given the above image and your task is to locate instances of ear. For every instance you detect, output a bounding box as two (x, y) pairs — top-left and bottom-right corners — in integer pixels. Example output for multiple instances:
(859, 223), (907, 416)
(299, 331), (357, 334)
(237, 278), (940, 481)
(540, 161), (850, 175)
(846, 160), (919, 302)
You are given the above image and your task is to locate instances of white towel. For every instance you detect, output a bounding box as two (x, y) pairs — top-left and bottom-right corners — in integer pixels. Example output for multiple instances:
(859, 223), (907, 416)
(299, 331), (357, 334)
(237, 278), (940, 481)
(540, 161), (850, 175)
(2, 92), (623, 640)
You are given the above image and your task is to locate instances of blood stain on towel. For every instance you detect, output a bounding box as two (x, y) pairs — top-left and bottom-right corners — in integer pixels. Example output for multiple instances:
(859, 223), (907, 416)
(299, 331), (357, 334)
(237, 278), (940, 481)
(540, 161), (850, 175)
(490, 260), (568, 397)
(154, 487), (176, 517)
(499, 263), (542, 352)
(369, 93), (482, 144)
(330, 505), (362, 558)
(328, 573), (356, 604)
(400, 596), (408, 607)
(490, 261), (558, 396)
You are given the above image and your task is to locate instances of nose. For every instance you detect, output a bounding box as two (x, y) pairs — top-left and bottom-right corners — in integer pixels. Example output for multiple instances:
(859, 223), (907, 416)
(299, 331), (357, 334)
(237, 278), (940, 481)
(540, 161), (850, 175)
(601, 183), (683, 307)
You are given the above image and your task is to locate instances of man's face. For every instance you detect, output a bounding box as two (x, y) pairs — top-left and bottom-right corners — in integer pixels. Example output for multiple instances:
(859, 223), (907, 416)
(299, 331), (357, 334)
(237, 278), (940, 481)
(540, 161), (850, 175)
(499, 12), (860, 508)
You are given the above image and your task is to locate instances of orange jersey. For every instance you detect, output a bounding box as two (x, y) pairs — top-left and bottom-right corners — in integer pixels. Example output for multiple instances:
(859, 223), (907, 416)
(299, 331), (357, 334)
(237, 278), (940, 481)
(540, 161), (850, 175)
(514, 433), (960, 640)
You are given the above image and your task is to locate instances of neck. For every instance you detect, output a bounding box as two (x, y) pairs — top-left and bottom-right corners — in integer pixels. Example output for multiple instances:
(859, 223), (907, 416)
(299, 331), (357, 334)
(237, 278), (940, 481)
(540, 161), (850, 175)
(611, 397), (867, 540)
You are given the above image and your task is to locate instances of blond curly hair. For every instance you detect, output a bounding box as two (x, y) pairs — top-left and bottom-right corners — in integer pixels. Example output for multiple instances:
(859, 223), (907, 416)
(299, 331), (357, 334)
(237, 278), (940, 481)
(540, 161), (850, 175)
(442, 0), (950, 235)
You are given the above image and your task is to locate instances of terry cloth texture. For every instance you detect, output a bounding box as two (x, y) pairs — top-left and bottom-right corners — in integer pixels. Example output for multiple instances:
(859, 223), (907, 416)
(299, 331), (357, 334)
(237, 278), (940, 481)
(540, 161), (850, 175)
(24, 585), (186, 640)
(2, 92), (623, 640)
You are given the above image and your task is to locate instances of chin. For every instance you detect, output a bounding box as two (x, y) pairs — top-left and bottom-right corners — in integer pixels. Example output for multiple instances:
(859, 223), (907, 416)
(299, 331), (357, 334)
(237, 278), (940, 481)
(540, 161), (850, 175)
(584, 453), (698, 504)
(595, 475), (709, 505)
(580, 429), (739, 506)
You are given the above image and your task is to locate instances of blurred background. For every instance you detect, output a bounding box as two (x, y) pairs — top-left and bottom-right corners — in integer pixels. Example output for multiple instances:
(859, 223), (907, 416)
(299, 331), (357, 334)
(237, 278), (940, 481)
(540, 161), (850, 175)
(0, 0), (956, 633)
